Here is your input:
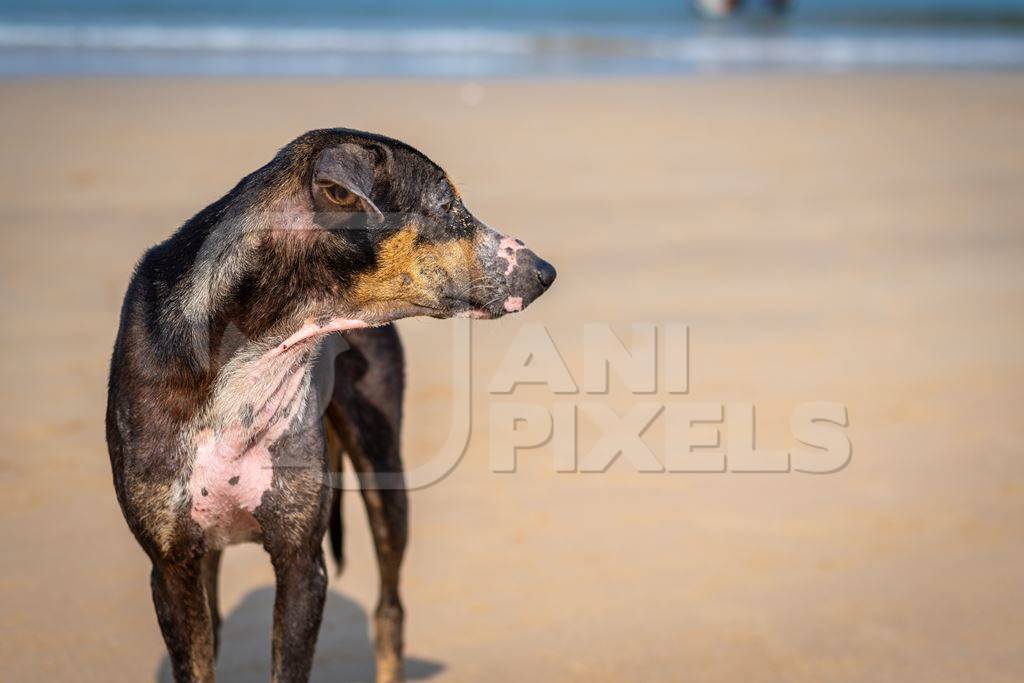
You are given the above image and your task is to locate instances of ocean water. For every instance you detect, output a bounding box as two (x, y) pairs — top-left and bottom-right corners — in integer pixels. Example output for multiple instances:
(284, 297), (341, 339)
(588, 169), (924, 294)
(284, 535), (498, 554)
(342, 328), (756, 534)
(1, 0), (1023, 76)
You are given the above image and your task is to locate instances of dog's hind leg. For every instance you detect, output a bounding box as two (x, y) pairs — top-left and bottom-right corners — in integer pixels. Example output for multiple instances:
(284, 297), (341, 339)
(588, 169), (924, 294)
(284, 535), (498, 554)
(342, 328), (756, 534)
(324, 417), (346, 574)
(150, 558), (216, 682)
(200, 550), (222, 657)
(328, 326), (408, 683)
(347, 437), (407, 683)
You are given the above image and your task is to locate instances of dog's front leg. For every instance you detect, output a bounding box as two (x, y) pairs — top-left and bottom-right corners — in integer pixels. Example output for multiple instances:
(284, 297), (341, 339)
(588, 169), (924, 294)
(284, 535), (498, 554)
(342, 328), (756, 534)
(269, 548), (328, 683)
(200, 550), (223, 657)
(150, 558), (216, 683)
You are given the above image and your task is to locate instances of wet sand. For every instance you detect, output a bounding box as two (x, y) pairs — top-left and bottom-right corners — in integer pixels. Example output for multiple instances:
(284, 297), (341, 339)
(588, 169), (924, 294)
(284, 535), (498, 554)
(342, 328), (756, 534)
(1, 74), (1022, 681)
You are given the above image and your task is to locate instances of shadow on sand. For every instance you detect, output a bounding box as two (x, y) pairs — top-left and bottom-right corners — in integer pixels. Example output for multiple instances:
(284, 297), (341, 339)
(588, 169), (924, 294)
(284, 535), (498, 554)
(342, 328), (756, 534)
(155, 587), (444, 682)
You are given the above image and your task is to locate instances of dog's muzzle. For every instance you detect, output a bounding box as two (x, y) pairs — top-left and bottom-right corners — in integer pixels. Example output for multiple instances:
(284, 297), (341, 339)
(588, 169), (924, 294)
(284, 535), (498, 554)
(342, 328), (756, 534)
(501, 245), (556, 313)
(476, 231), (556, 316)
(447, 228), (557, 318)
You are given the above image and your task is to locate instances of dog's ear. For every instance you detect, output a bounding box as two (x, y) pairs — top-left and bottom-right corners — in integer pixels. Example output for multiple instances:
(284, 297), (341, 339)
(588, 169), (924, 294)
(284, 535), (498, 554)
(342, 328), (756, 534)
(311, 143), (385, 222)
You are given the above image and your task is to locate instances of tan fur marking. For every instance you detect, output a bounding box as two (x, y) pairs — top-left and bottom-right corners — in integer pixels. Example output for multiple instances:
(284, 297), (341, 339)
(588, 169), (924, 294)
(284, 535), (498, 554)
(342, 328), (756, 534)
(350, 227), (478, 310)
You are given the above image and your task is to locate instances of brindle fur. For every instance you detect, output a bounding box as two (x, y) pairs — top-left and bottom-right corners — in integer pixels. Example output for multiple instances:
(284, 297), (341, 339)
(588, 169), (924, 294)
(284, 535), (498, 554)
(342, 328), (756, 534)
(106, 129), (554, 683)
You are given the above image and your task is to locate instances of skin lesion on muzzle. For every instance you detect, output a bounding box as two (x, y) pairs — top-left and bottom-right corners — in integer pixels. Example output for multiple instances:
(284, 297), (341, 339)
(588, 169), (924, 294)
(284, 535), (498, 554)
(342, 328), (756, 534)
(461, 226), (557, 319)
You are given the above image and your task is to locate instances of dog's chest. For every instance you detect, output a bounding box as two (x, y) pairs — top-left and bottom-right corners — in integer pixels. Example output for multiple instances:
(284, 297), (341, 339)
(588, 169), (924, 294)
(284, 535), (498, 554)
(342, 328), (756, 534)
(184, 329), (343, 547)
(187, 342), (329, 547)
(188, 425), (276, 546)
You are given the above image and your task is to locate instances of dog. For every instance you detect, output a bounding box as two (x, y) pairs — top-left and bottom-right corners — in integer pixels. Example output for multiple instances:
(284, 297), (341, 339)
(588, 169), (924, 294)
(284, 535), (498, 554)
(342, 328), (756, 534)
(105, 129), (556, 682)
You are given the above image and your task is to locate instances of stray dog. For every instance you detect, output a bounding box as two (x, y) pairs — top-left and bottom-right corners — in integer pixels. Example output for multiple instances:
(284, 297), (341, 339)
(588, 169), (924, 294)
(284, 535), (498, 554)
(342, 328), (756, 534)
(105, 129), (556, 682)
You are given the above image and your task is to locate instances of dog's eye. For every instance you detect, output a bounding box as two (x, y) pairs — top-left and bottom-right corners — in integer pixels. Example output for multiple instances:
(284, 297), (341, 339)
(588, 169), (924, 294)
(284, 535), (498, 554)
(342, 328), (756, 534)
(440, 198), (453, 214)
(323, 185), (355, 206)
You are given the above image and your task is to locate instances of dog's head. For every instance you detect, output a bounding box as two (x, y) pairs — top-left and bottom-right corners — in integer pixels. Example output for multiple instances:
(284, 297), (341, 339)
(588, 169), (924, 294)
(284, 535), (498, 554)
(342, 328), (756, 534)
(259, 129), (555, 327)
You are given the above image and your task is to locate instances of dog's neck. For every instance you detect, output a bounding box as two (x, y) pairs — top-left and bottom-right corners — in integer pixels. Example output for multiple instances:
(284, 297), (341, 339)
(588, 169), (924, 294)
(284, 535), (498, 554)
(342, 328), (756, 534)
(119, 141), (379, 430)
(154, 177), (359, 363)
(196, 316), (355, 439)
(139, 177), (373, 426)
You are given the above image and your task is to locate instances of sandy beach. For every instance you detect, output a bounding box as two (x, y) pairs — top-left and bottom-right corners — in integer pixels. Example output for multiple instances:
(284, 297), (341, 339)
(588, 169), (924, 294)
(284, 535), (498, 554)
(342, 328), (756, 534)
(1, 74), (1023, 681)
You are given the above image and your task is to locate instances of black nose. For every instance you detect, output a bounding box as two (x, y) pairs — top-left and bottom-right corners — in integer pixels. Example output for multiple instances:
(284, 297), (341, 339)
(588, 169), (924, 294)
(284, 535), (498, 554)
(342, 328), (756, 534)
(535, 259), (557, 289)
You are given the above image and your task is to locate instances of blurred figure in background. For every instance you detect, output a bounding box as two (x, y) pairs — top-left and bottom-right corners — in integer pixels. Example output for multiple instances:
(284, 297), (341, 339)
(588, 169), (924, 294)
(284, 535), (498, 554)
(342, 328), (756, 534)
(694, 0), (790, 18)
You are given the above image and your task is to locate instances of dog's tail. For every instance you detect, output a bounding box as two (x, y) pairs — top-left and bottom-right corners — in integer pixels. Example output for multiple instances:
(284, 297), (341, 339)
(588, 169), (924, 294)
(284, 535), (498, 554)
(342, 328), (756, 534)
(324, 414), (345, 576)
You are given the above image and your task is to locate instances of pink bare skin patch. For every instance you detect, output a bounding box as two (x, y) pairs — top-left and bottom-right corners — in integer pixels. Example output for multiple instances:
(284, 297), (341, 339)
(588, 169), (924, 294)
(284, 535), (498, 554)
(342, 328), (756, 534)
(503, 296), (523, 313)
(278, 317), (369, 352)
(497, 237), (527, 276)
(189, 426), (270, 546)
(189, 316), (365, 546)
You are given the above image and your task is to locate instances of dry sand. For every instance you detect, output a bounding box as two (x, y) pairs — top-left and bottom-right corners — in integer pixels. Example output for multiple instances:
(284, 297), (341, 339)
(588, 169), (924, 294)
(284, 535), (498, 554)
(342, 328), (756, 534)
(1, 74), (1022, 682)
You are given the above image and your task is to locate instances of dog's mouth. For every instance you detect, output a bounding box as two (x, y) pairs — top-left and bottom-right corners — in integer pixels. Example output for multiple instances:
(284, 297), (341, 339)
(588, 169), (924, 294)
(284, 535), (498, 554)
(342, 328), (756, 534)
(436, 295), (513, 320)
(365, 288), (529, 324)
